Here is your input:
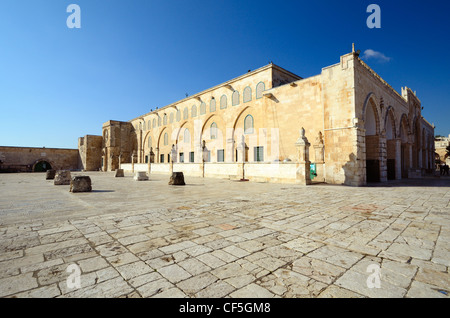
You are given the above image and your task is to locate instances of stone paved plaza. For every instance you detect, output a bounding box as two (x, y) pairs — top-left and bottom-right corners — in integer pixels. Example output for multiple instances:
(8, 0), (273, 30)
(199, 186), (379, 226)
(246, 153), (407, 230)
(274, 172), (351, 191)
(0, 172), (449, 298)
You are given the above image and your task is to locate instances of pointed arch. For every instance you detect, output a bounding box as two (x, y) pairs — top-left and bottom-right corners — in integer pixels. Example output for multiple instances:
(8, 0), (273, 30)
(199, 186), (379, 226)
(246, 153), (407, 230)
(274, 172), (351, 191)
(384, 106), (397, 140)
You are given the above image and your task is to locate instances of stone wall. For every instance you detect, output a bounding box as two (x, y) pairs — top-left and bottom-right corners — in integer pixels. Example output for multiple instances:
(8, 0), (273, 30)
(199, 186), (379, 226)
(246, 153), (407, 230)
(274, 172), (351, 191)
(0, 146), (79, 173)
(121, 162), (307, 184)
(78, 135), (103, 171)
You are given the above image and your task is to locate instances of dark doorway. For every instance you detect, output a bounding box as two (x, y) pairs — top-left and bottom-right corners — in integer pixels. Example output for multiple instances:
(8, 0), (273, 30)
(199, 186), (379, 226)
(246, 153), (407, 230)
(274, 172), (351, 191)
(387, 159), (396, 180)
(34, 161), (52, 172)
(366, 160), (380, 182)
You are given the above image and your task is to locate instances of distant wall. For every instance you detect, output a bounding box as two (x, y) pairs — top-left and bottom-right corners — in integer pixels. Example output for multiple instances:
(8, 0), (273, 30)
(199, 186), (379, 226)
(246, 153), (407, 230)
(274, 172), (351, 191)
(78, 135), (103, 171)
(0, 146), (79, 173)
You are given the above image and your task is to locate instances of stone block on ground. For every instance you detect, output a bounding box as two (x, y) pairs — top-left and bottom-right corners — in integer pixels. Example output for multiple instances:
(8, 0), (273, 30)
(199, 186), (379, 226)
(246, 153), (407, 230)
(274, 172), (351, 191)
(45, 170), (56, 180)
(70, 176), (92, 193)
(169, 172), (185, 186)
(54, 170), (71, 185)
(134, 171), (148, 181)
(115, 169), (124, 178)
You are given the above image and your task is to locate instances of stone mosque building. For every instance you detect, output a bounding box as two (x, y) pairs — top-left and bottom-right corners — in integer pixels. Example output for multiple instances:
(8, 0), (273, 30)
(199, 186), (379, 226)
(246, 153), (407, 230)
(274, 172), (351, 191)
(78, 49), (435, 186)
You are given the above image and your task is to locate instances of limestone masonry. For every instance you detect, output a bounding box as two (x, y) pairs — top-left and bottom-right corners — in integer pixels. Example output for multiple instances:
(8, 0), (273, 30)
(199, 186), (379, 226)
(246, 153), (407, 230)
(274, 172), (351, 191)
(78, 51), (434, 186)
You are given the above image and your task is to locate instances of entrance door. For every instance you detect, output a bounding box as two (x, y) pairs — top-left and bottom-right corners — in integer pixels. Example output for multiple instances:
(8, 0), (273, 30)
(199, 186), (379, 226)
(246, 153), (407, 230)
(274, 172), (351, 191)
(387, 159), (396, 180)
(34, 161), (52, 172)
(366, 160), (380, 182)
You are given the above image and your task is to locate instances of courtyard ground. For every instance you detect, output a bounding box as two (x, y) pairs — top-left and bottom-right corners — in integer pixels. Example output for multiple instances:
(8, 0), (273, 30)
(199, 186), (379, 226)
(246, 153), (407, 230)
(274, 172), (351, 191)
(0, 172), (449, 298)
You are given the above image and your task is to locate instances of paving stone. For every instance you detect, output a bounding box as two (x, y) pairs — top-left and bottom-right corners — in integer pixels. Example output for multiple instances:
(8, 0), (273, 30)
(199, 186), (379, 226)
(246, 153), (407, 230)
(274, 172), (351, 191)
(317, 284), (365, 298)
(77, 256), (109, 273)
(406, 281), (450, 298)
(229, 283), (274, 298)
(335, 269), (407, 298)
(195, 280), (235, 298)
(158, 264), (192, 283)
(176, 272), (218, 295)
(307, 245), (364, 269)
(137, 278), (175, 298)
(116, 261), (154, 280)
(291, 256), (346, 284)
(178, 258), (212, 276)
(0, 272), (38, 297)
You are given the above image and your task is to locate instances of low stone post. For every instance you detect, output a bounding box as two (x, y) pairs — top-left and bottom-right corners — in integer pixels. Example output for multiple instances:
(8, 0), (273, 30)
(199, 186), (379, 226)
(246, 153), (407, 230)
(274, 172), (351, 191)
(70, 176), (92, 193)
(46, 169), (56, 180)
(115, 169), (124, 177)
(147, 150), (152, 175)
(54, 170), (72, 185)
(295, 128), (311, 185)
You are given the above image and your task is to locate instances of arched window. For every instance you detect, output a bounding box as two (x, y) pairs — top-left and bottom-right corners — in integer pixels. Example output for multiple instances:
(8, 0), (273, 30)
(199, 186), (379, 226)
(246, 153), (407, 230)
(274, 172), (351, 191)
(184, 129), (190, 144)
(243, 86), (252, 103)
(163, 114), (167, 125)
(152, 118), (156, 128)
(158, 117), (162, 127)
(176, 110), (181, 122)
(169, 113), (174, 124)
(191, 105), (197, 117)
(210, 122), (218, 140)
(232, 91), (240, 106)
(148, 136), (152, 148)
(139, 122), (142, 130)
(220, 95), (227, 109)
(256, 82), (265, 99)
(164, 133), (168, 146)
(143, 121), (146, 130)
(183, 107), (188, 120)
(244, 115), (254, 134)
(210, 99), (216, 112)
(148, 120), (151, 129)
(200, 102), (206, 115)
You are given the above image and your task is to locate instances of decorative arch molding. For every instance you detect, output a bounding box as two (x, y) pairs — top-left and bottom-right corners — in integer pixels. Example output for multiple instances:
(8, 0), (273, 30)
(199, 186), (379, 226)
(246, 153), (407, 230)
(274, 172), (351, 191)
(383, 106), (397, 139)
(174, 121), (189, 145)
(361, 92), (379, 121)
(398, 113), (410, 141)
(156, 127), (168, 148)
(362, 93), (381, 135)
(198, 114), (225, 142)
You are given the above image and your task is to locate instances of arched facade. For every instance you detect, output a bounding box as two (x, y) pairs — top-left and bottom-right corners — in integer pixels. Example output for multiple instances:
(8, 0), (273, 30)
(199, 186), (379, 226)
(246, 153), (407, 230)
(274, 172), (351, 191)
(92, 54), (434, 186)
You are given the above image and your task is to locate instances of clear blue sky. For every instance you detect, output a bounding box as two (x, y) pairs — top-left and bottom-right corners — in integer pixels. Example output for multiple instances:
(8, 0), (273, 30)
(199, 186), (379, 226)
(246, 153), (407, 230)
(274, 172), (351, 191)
(1, 0), (449, 148)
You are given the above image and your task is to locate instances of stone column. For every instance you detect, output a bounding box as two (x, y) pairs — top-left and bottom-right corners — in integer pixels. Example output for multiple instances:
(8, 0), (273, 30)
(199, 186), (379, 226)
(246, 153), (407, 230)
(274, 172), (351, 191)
(200, 141), (206, 178)
(155, 148), (160, 164)
(407, 143), (413, 171)
(395, 139), (402, 180)
(236, 135), (246, 180)
(379, 130), (388, 182)
(170, 145), (176, 174)
(295, 128), (311, 185)
(226, 138), (235, 163)
(131, 152), (135, 173)
(194, 142), (203, 164)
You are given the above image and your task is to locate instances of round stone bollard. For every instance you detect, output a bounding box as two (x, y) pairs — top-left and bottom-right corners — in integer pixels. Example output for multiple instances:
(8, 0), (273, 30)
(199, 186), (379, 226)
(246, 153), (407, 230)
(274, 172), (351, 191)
(54, 170), (71, 185)
(46, 169), (56, 180)
(169, 172), (185, 186)
(134, 171), (149, 181)
(70, 176), (92, 193)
